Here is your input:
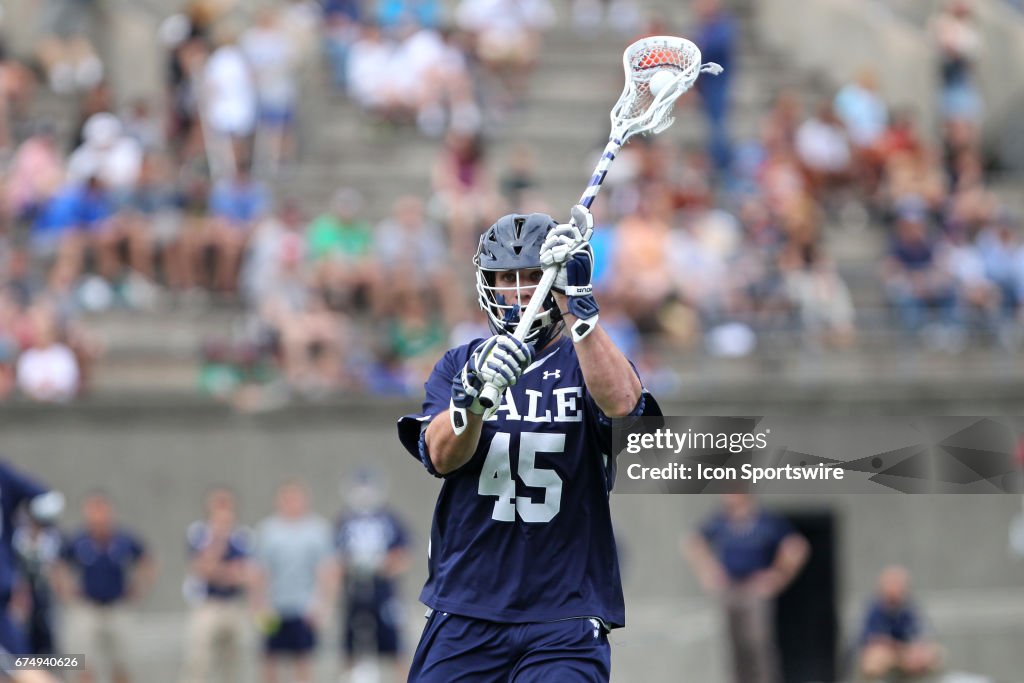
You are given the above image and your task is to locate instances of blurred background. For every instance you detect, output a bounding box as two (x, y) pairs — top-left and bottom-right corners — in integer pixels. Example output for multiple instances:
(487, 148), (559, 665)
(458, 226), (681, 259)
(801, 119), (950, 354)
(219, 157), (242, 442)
(0, 0), (1023, 680)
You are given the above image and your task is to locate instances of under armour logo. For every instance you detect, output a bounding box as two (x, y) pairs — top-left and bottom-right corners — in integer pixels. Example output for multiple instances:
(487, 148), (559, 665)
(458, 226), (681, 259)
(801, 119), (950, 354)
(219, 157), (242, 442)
(543, 370), (561, 380)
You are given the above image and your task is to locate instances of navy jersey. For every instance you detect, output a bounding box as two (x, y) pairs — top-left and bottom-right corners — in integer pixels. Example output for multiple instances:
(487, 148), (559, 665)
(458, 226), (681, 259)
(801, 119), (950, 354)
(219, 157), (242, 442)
(0, 462), (49, 601)
(700, 509), (794, 582)
(336, 509), (409, 610)
(184, 522), (252, 600)
(861, 599), (923, 644)
(398, 336), (660, 628)
(61, 530), (146, 604)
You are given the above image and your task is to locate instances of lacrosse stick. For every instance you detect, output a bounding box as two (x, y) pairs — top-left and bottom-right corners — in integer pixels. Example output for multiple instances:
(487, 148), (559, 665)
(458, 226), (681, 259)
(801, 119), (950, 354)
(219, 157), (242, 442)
(477, 36), (723, 410)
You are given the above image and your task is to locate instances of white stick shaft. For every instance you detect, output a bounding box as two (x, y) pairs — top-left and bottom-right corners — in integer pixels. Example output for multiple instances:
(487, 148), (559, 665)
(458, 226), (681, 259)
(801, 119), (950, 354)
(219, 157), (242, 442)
(477, 138), (623, 410)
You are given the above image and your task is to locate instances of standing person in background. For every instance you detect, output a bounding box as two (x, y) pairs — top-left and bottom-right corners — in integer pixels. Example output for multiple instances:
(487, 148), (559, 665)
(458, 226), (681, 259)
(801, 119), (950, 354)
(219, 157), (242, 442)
(179, 487), (253, 683)
(54, 492), (156, 683)
(693, 0), (736, 177)
(252, 480), (335, 683)
(334, 470), (411, 682)
(685, 493), (809, 683)
(931, 0), (983, 127)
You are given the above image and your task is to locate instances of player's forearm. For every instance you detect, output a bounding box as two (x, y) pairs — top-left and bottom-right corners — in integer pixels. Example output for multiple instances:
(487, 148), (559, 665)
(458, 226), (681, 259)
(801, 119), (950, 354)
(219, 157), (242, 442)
(425, 410), (484, 474)
(569, 324), (642, 417)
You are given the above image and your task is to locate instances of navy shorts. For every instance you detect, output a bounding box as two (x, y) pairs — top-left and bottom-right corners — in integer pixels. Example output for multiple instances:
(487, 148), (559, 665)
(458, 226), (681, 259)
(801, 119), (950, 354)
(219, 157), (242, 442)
(344, 603), (401, 657)
(265, 616), (316, 655)
(409, 612), (611, 683)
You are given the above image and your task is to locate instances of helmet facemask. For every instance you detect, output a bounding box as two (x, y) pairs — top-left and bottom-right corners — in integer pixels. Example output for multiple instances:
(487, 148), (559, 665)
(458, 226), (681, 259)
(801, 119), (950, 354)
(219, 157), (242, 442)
(475, 267), (563, 348)
(473, 213), (566, 350)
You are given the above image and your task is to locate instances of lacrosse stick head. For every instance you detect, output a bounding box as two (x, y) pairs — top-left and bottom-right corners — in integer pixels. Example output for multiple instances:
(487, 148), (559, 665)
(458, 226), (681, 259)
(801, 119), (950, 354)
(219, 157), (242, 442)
(611, 35), (723, 142)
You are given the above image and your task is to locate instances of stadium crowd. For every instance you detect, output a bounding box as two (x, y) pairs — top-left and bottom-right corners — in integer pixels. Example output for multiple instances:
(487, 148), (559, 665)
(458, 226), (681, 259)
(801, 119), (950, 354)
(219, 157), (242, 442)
(0, 0), (1022, 405)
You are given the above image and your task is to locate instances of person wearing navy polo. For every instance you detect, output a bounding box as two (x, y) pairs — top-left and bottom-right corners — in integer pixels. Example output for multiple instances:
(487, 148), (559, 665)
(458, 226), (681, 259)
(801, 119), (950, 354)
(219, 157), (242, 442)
(858, 566), (942, 680)
(55, 492), (155, 683)
(685, 493), (808, 683)
(179, 487), (253, 683)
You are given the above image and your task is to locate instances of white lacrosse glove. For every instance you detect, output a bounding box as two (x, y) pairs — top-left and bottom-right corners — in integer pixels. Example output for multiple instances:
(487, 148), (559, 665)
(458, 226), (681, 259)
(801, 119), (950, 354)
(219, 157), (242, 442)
(450, 334), (533, 433)
(540, 205), (599, 342)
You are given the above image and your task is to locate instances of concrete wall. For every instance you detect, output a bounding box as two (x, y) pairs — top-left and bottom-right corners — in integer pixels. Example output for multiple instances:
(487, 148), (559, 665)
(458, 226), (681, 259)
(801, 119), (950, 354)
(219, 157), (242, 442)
(2, 398), (1022, 681)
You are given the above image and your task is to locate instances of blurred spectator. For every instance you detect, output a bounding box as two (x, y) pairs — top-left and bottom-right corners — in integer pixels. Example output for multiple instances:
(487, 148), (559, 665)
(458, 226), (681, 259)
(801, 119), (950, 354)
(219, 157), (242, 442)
(5, 125), (65, 230)
(306, 188), (377, 313)
(29, 176), (115, 285)
(322, 0), (364, 91)
(455, 0), (554, 105)
(55, 492), (156, 683)
(0, 461), (64, 659)
(431, 132), (497, 254)
(162, 21), (209, 165)
(834, 68), (888, 153)
(334, 470), (411, 680)
(685, 493), (809, 683)
(188, 165), (270, 293)
(608, 196), (674, 330)
(0, 292), (20, 401)
(202, 32), (257, 181)
(252, 480), (335, 683)
(121, 100), (164, 153)
(780, 243), (856, 348)
(374, 195), (451, 316)
(931, 0), (983, 126)
(834, 68), (889, 192)
(70, 80), (115, 151)
(977, 215), (1024, 318)
(942, 226), (1000, 333)
(387, 288), (446, 381)
(669, 208), (743, 331)
(67, 113), (143, 199)
(376, 0), (439, 30)
(246, 203), (351, 395)
(693, 0), (737, 175)
(34, 0), (103, 94)
(120, 152), (185, 289)
(346, 25), (404, 122)
(396, 23), (480, 138)
(858, 566), (943, 680)
(795, 100), (853, 197)
(0, 32), (36, 154)
(883, 209), (959, 340)
(13, 513), (63, 654)
(179, 487), (253, 683)
(15, 304), (80, 403)
(241, 8), (300, 174)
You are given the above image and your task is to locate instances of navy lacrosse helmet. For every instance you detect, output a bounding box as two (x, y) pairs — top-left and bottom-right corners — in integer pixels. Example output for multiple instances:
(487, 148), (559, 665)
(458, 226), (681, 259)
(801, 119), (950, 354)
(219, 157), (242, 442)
(474, 213), (564, 349)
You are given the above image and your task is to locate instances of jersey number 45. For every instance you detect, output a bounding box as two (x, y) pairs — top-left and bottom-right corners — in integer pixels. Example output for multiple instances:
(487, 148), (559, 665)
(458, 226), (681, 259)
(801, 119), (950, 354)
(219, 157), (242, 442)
(479, 432), (564, 524)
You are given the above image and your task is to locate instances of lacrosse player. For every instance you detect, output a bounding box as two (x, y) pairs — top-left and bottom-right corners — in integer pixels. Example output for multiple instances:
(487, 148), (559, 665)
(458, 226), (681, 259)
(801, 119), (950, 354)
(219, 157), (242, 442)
(0, 460), (64, 681)
(398, 206), (661, 682)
